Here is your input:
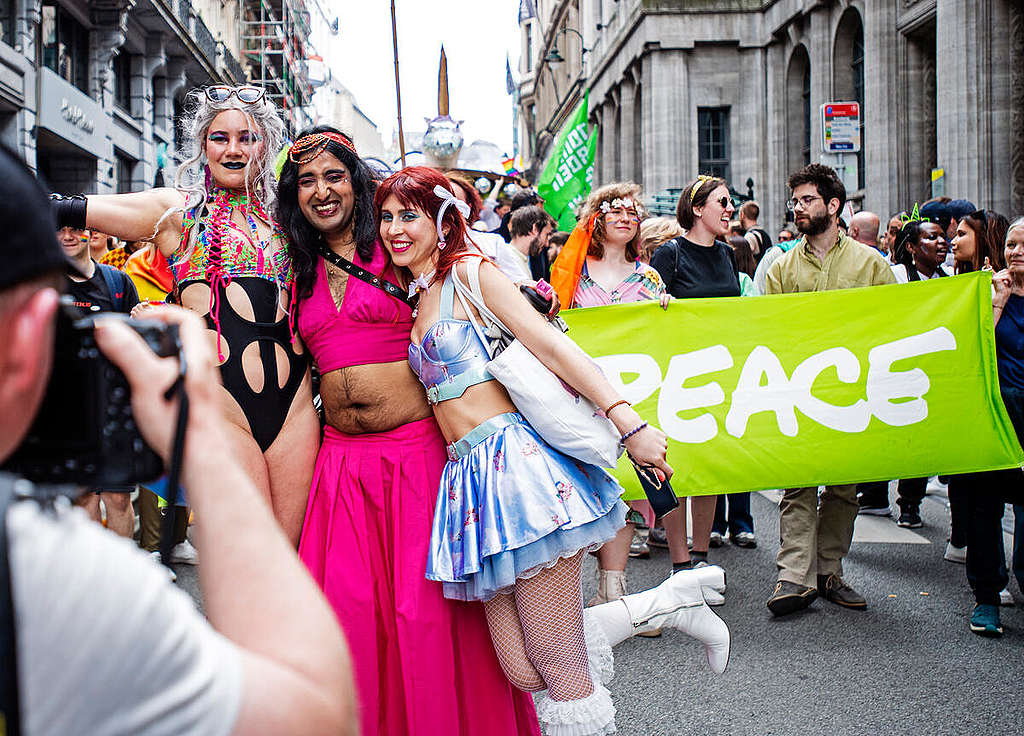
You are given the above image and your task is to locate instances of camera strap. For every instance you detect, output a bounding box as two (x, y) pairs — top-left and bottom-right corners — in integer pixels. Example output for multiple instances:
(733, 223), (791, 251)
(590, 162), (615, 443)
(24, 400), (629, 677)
(158, 350), (189, 567)
(0, 473), (22, 736)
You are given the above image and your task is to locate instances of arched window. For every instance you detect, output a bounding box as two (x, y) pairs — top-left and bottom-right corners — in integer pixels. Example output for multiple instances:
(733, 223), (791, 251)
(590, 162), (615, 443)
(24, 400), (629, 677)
(786, 45), (811, 178)
(833, 9), (865, 190)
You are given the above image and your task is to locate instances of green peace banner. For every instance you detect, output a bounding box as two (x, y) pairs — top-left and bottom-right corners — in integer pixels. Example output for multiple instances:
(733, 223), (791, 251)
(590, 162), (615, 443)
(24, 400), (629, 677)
(560, 272), (1024, 500)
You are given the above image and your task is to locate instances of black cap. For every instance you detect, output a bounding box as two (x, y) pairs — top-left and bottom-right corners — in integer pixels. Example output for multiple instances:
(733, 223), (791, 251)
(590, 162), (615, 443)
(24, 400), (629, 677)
(0, 145), (69, 291)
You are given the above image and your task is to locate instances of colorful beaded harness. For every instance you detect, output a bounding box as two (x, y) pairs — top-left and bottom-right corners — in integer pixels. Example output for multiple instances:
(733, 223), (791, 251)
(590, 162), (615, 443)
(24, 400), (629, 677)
(172, 186), (296, 358)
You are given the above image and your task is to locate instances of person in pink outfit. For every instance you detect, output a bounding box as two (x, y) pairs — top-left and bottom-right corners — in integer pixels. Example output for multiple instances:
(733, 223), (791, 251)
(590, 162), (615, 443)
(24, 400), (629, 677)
(275, 126), (540, 736)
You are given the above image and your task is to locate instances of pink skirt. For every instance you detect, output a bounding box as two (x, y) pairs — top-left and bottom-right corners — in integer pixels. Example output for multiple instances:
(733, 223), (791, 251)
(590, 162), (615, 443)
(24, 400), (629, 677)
(298, 417), (540, 736)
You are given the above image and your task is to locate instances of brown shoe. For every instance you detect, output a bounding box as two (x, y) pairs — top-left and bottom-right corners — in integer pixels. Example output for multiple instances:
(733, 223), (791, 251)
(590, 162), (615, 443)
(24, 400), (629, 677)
(817, 574), (867, 610)
(766, 580), (818, 617)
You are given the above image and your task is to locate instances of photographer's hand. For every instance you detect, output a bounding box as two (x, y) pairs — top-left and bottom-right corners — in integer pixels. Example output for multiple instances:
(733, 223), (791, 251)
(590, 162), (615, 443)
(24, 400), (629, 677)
(94, 306), (224, 463)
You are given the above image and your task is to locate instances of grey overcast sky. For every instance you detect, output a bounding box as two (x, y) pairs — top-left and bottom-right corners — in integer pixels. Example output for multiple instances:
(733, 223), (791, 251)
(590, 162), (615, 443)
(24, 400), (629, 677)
(322, 0), (522, 154)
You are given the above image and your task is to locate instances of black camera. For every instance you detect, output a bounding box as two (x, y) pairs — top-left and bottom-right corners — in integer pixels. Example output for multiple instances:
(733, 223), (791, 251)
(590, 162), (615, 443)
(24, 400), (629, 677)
(3, 301), (177, 487)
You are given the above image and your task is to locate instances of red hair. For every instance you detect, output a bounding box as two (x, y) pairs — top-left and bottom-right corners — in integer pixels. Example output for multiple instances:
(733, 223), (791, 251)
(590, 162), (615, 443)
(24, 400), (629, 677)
(374, 166), (472, 281)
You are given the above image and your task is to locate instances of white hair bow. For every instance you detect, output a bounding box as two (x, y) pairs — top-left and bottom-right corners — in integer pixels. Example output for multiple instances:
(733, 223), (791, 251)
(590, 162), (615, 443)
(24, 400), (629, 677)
(433, 184), (471, 249)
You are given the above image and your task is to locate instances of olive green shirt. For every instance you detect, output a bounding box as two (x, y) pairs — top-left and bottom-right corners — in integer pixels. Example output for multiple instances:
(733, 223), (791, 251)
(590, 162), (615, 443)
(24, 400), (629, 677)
(764, 232), (897, 294)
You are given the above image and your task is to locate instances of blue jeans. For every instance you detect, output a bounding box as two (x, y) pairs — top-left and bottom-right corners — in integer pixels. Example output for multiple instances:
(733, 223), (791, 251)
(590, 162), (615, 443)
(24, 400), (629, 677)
(712, 492), (754, 536)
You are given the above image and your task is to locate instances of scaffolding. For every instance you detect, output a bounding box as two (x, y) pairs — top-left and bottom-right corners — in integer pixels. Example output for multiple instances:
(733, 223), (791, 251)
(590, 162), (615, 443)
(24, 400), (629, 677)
(240, 0), (314, 135)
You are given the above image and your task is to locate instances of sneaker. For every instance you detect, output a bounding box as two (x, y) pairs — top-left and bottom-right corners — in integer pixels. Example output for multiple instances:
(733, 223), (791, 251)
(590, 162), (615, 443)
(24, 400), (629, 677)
(969, 603), (1003, 637)
(944, 542), (967, 564)
(926, 476), (947, 494)
(817, 574), (867, 610)
(999, 588), (1015, 606)
(896, 509), (923, 528)
(731, 531), (757, 549)
(709, 531), (725, 548)
(170, 539), (199, 565)
(629, 529), (650, 559)
(647, 527), (669, 549)
(766, 580), (818, 617)
(857, 503), (891, 516)
(149, 550), (177, 582)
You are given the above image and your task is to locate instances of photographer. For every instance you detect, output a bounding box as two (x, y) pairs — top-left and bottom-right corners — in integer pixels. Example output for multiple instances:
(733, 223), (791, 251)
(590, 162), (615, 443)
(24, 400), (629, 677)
(0, 147), (355, 734)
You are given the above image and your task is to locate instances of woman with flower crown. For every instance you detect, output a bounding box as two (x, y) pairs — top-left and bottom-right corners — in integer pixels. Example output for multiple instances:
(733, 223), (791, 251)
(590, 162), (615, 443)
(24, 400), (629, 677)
(60, 85), (317, 545)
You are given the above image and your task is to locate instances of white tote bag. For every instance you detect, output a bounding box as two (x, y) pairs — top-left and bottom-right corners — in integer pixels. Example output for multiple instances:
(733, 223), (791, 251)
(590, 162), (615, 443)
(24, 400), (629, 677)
(450, 258), (622, 468)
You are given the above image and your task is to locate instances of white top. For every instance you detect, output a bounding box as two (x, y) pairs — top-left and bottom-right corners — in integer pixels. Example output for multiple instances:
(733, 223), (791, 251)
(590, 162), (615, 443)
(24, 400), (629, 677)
(891, 263), (950, 283)
(470, 231), (532, 283)
(9, 497), (242, 736)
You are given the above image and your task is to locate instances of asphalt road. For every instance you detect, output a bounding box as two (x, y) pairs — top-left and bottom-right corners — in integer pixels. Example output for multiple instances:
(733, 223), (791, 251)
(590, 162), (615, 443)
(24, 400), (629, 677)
(173, 484), (1023, 735)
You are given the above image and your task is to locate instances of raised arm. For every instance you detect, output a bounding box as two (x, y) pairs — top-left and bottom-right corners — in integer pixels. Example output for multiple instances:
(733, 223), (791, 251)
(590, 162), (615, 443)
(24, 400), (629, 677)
(85, 188), (187, 256)
(472, 261), (672, 479)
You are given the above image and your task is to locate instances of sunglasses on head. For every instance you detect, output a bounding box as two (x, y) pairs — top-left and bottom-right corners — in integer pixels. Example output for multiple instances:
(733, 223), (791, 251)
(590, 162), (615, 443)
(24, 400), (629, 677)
(205, 85), (265, 104)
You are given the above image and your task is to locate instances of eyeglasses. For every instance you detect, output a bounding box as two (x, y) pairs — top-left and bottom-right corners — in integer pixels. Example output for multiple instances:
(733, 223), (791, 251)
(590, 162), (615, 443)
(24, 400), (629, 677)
(970, 209), (988, 224)
(714, 196), (731, 210)
(205, 85), (265, 104)
(787, 195), (823, 211)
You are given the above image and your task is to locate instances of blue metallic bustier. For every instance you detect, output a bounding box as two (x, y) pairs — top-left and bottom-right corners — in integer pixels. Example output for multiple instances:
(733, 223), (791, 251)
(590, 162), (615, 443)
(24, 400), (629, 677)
(409, 274), (495, 404)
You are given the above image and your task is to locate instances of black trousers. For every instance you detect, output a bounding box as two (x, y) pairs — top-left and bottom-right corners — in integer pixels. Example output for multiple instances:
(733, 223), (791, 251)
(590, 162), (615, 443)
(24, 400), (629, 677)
(964, 469), (1024, 605)
(856, 478), (928, 510)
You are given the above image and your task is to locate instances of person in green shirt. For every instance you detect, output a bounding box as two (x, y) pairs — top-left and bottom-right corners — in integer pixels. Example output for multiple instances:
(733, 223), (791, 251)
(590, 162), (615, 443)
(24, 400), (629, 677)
(764, 164), (896, 617)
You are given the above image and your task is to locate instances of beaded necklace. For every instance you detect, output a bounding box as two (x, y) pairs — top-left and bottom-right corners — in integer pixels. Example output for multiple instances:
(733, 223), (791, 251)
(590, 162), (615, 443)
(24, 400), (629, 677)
(179, 186), (295, 358)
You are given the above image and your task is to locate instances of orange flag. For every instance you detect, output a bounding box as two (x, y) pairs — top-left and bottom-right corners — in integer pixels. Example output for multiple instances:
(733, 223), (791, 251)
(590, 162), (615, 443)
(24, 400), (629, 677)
(550, 213), (596, 309)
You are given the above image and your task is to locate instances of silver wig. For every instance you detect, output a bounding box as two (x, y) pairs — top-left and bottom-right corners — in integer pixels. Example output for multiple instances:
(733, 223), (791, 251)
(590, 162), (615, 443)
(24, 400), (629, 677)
(159, 86), (285, 257)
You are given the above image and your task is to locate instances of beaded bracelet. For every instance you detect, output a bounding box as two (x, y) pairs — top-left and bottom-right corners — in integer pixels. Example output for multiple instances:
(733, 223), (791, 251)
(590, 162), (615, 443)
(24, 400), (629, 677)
(619, 422), (649, 445)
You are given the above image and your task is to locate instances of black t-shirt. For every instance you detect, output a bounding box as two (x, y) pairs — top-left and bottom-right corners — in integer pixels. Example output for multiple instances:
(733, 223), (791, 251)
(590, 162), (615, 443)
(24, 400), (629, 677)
(65, 262), (140, 314)
(650, 236), (741, 299)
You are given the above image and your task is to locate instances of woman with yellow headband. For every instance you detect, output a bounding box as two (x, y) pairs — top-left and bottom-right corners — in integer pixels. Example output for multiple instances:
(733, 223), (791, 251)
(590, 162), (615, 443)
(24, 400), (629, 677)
(56, 85), (317, 546)
(647, 175), (743, 580)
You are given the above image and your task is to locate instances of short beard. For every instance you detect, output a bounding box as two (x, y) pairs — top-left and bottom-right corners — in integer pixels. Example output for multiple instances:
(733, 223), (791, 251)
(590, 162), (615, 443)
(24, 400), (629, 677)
(528, 234), (543, 256)
(796, 211), (831, 236)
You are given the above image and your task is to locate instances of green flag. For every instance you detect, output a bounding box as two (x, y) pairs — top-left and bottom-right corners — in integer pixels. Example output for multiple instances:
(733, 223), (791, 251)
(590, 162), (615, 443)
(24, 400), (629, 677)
(560, 273), (1024, 499)
(537, 92), (596, 231)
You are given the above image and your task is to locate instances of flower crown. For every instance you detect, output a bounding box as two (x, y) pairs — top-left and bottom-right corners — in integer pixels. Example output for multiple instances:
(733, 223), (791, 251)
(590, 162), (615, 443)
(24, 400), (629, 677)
(599, 197), (644, 216)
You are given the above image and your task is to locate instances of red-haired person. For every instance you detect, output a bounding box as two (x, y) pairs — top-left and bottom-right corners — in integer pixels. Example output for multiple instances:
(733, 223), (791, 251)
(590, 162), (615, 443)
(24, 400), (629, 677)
(378, 166), (730, 735)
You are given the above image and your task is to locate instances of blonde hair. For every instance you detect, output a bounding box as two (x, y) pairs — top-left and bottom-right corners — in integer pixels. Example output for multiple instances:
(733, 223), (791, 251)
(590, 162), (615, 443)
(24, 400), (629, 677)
(579, 181), (645, 260)
(157, 87), (285, 260)
(638, 217), (683, 263)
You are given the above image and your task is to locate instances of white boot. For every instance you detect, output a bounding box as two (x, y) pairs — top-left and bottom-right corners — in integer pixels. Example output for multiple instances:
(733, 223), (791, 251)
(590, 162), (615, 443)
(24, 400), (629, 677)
(584, 566), (730, 675)
(588, 569), (627, 606)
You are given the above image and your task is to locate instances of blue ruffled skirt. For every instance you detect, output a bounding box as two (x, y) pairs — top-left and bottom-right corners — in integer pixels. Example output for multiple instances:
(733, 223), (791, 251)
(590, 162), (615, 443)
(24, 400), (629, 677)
(426, 412), (628, 601)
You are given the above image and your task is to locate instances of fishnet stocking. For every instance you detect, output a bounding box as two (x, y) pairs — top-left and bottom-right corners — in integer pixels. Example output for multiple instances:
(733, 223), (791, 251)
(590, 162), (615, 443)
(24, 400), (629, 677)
(483, 551), (595, 701)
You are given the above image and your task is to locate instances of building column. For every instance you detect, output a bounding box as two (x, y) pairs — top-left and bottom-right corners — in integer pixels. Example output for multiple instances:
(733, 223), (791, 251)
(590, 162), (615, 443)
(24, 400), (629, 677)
(936, 0), (1013, 212)
(130, 34), (166, 190)
(648, 49), (686, 195)
(1010, 0), (1024, 214)
(618, 75), (636, 185)
(600, 97), (616, 187)
(862, 0), (901, 217)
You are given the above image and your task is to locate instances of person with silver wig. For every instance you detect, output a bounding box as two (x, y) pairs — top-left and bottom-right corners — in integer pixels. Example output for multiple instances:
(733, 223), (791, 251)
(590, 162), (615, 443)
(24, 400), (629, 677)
(50, 85), (317, 546)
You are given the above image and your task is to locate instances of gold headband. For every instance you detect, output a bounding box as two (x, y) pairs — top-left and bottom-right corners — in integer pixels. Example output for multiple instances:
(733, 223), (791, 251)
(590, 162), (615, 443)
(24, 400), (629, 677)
(689, 175), (714, 204)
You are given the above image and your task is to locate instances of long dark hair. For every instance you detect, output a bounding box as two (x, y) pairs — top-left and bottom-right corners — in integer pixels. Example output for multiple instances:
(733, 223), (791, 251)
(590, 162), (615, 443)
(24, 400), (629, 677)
(276, 125), (379, 306)
(892, 220), (920, 274)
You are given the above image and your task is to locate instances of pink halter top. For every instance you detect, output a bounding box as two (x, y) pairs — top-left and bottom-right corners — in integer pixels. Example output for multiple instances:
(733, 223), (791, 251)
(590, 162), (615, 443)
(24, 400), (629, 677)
(297, 242), (414, 373)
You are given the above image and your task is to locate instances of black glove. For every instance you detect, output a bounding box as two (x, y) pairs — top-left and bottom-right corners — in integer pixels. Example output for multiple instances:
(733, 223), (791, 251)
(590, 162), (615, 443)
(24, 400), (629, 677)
(50, 193), (87, 230)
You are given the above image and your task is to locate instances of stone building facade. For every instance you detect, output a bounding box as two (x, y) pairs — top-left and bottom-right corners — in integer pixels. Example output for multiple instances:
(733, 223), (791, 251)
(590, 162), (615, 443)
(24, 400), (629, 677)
(518, 0), (1024, 231)
(0, 0), (247, 195)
